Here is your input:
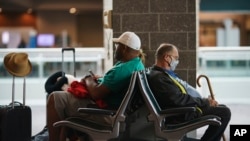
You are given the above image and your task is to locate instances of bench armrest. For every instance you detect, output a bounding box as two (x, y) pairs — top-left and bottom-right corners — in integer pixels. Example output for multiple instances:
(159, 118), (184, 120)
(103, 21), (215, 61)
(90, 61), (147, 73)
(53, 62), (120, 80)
(160, 107), (196, 115)
(78, 108), (116, 116)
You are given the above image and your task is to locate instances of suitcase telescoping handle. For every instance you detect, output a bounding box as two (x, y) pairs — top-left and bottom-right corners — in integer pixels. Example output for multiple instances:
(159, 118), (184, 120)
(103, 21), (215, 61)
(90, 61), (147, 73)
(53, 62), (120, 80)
(62, 48), (76, 77)
(12, 76), (26, 108)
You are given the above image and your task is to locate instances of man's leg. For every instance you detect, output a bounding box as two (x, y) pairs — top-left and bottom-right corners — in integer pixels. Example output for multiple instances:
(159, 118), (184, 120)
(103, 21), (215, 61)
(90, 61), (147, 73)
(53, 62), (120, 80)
(47, 91), (100, 141)
(200, 105), (231, 141)
(47, 94), (61, 141)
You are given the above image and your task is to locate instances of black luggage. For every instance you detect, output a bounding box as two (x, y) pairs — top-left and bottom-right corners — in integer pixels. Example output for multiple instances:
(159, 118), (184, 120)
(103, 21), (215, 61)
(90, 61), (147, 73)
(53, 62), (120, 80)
(0, 76), (32, 141)
(32, 48), (76, 141)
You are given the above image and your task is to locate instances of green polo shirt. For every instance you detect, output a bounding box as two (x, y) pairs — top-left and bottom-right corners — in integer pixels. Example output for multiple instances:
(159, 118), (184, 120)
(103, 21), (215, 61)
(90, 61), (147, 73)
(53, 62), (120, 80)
(99, 57), (144, 109)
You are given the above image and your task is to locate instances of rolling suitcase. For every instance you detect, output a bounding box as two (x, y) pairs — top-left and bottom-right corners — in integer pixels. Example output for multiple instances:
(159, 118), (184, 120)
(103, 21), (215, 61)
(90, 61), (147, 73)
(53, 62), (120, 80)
(31, 48), (76, 141)
(0, 76), (32, 141)
(44, 47), (76, 96)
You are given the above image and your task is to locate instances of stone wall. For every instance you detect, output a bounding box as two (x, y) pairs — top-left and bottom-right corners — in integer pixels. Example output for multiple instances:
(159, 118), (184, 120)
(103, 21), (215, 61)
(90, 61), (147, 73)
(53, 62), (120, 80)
(112, 0), (197, 86)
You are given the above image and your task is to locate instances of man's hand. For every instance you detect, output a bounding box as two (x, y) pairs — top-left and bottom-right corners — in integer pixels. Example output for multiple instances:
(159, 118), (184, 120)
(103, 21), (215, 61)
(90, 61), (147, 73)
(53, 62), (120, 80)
(208, 96), (218, 107)
(80, 75), (91, 83)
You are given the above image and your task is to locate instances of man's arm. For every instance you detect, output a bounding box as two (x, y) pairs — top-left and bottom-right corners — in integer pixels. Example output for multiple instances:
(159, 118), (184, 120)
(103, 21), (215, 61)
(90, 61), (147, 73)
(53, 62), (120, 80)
(149, 72), (210, 108)
(84, 76), (110, 100)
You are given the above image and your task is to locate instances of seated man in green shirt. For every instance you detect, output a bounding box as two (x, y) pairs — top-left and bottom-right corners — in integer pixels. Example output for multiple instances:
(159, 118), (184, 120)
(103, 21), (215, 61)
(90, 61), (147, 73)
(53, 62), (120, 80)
(47, 31), (145, 141)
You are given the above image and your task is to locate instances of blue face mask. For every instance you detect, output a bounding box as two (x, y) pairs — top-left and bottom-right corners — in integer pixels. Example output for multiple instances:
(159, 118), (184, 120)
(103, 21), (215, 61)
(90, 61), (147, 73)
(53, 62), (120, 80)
(170, 57), (179, 71)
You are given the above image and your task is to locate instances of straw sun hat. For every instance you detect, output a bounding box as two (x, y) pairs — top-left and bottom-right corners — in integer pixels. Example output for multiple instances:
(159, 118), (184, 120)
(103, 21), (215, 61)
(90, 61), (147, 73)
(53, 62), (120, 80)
(4, 52), (32, 77)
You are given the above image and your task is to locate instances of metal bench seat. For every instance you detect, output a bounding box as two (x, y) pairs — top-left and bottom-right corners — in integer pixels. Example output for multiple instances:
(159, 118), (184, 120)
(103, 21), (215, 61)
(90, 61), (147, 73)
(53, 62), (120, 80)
(137, 70), (221, 141)
(53, 71), (139, 141)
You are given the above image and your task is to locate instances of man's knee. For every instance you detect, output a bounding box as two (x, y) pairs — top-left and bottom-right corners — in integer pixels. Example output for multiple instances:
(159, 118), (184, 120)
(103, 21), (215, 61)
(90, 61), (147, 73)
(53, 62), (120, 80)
(47, 93), (55, 108)
(218, 105), (231, 116)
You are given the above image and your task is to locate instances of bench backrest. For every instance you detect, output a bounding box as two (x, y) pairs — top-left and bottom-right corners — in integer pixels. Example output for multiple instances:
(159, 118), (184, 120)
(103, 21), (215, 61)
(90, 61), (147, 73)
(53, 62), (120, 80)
(137, 70), (165, 128)
(115, 71), (138, 121)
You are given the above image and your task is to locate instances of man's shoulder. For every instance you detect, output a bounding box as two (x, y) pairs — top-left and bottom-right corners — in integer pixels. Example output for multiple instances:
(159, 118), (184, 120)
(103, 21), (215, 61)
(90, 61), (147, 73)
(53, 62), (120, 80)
(148, 67), (171, 82)
(149, 66), (163, 76)
(148, 68), (163, 80)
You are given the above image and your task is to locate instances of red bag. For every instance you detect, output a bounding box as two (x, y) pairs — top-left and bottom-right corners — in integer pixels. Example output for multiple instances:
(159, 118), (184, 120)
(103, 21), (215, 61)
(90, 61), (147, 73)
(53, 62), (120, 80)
(67, 81), (107, 108)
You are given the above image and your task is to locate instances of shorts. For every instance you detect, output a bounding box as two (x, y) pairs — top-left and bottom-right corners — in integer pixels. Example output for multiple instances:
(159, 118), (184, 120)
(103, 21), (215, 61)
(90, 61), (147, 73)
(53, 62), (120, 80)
(50, 91), (112, 125)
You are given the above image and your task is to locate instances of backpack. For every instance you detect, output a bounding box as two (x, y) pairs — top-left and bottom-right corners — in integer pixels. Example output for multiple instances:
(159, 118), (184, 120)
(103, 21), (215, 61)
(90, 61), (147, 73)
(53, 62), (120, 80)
(31, 126), (48, 141)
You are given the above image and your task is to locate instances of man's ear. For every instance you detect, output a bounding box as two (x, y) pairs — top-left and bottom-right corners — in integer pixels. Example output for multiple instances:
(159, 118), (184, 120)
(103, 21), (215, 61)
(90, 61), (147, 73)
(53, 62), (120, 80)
(164, 54), (169, 62)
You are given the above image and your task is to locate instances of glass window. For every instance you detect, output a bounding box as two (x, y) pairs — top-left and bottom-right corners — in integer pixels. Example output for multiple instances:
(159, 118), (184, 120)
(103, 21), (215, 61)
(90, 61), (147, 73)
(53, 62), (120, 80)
(230, 60), (247, 68)
(43, 61), (97, 78)
(0, 62), (38, 78)
(43, 62), (62, 77)
(28, 62), (39, 78)
(0, 63), (11, 78)
(206, 60), (226, 68)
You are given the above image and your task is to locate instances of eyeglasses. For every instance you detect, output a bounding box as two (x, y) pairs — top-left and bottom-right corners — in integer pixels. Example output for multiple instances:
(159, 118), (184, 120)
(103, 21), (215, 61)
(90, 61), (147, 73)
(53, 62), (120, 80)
(167, 55), (179, 60)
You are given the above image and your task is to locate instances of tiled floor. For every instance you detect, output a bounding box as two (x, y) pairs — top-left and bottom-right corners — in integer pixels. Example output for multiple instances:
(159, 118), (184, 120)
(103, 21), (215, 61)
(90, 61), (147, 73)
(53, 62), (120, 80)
(31, 103), (250, 140)
(31, 105), (46, 136)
